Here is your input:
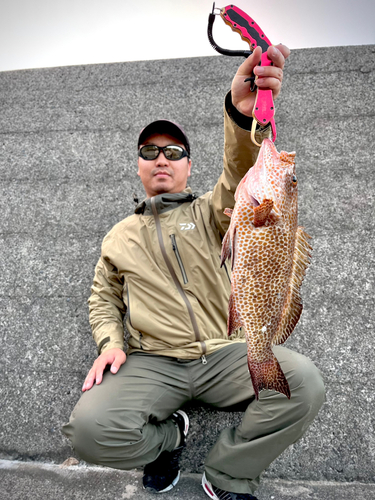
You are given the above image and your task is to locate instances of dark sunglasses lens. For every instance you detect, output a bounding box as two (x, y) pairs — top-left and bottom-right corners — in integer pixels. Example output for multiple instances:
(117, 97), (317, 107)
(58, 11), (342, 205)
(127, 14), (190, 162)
(164, 146), (184, 160)
(139, 145), (186, 160)
(140, 145), (159, 160)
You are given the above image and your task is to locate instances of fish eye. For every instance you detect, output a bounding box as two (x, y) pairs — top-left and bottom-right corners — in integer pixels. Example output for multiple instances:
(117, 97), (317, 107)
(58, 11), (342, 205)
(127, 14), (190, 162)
(292, 174), (297, 184)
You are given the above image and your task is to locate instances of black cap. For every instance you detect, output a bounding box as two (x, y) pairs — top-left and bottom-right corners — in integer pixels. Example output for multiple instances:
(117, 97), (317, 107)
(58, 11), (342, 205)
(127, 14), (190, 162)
(138, 119), (190, 157)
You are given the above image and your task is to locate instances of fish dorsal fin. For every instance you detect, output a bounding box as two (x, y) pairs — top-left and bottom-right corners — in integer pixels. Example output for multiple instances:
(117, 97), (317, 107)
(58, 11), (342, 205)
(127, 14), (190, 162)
(253, 199), (274, 227)
(272, 227), (312, 345)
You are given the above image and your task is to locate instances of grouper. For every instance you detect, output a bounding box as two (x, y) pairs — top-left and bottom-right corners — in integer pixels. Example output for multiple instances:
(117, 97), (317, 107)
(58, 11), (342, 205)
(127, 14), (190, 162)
(221, 138), (312, 399)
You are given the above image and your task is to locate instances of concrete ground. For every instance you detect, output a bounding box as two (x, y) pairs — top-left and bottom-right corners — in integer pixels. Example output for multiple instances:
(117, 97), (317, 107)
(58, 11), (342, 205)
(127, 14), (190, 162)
(1, 460), (374, 500)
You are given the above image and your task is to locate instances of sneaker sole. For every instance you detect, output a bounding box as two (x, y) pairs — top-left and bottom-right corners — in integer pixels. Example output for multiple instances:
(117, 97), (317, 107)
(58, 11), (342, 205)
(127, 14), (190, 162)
(202, 472), (258, 500)
(202, 472), (219, 500)
(174, 409), (189, 437)
(143, 470), (181, 494)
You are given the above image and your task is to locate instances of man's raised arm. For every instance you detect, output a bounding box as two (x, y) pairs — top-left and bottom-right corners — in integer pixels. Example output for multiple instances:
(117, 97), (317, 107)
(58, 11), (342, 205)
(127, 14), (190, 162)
(212, 44), (290, 236)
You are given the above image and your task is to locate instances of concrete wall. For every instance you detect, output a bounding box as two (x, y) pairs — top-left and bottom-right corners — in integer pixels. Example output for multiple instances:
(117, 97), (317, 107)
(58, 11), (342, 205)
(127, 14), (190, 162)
(0, 45), (374, 483)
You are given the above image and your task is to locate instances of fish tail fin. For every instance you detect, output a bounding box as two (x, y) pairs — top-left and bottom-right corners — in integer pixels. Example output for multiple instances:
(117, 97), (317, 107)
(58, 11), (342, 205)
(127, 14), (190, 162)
(248, 353), (291, 400)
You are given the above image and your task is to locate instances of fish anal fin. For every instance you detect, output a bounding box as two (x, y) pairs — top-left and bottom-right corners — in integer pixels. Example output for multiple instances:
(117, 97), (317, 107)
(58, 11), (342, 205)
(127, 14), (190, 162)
(224, 207), (233, 218)
(272, 227), (313, 346)
(227, 293), (242, 337)
(248, 353), (291, 400)
(253, 199), (274, 227)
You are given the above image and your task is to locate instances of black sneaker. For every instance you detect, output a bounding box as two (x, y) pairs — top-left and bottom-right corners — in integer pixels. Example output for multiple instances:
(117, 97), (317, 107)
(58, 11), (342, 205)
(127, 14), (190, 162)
(143, 410), (189, 493)
(202, 472), (258, 500)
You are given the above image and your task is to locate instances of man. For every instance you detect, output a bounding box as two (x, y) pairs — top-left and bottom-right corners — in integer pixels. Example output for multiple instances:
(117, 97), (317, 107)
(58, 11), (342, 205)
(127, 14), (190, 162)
(62, 45), (325, 500)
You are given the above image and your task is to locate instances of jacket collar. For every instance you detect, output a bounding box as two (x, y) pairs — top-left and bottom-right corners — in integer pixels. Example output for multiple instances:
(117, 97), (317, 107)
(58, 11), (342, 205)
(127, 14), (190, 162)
(135, 187), (197, 215)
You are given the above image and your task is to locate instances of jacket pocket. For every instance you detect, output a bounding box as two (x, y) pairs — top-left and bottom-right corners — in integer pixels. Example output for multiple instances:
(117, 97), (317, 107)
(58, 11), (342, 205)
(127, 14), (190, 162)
(170, 234), (188, 284)
(125, 282), (143, 349)
(125, 284), (134, 328)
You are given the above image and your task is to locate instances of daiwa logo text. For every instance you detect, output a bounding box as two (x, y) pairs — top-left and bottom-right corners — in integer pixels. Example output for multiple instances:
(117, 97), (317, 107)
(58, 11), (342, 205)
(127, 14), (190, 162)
(179, 223), (195, 231)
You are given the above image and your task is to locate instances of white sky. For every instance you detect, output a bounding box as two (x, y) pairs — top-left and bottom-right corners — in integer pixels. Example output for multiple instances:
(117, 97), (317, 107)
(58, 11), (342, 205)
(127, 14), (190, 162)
(1, 0), (374, 72)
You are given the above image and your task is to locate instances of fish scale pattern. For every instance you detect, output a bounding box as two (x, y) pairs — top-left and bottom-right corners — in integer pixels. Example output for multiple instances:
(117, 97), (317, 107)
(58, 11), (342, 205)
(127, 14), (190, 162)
(221, 138), (312, 400)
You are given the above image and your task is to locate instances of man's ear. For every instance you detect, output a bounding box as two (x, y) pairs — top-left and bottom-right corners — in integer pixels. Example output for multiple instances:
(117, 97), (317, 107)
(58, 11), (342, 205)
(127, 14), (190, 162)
(187, 159), (192, 177)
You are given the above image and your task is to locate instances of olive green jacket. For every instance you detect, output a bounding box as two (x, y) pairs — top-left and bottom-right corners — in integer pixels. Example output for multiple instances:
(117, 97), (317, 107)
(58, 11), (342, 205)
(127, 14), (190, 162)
(88, 94), (270, 359)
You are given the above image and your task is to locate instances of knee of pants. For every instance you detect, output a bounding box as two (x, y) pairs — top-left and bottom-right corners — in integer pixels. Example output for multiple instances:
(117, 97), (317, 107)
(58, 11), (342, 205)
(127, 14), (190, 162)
(64, 401), (144, 465)
(277, 347), (326, 417)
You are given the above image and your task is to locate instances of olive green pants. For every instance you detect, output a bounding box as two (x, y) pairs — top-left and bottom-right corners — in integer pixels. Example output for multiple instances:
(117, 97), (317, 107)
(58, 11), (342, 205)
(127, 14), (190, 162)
(62, 344), (325, 494)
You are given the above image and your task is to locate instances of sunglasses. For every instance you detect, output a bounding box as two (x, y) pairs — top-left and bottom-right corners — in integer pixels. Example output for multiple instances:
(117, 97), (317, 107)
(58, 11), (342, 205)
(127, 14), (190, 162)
(138, 145), (189, 161)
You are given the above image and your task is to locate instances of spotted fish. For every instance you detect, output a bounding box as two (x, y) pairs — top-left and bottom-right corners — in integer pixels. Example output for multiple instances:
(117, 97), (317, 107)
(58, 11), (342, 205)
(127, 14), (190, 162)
(221, 138), (312, 399)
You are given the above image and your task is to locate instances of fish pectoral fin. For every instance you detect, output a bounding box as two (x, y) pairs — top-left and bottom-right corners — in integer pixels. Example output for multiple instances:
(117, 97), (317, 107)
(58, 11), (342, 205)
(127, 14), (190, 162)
(272, 226), (312, 346)
(221, 209), (235, 266)
(224, 207), (233, 218)
(248, 353), (291, 400)
(253, 199), (274, 227)
(227, 293), (242, 337)
(221, 227), (232, 266)
(221, 222), (237, 270)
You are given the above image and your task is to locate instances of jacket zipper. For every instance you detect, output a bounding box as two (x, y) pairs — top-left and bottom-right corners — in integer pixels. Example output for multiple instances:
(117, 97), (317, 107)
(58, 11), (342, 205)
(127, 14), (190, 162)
(170, 234), (188, 284)
(151, 197), (207, 364)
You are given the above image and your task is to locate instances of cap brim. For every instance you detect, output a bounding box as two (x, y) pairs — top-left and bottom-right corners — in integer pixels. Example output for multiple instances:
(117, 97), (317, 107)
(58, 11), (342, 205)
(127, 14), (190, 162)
(138, 120), (190, 156)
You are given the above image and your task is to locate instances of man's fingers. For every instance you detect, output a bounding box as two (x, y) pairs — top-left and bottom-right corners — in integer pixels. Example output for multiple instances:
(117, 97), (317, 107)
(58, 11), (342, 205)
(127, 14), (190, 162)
(82, 371), (95, 392)
(253, 65), (283, 80)
(236, 46), (262, 77)
(110, 364), (118, 374)
(82, 361), (105, 391)
(82, 348), (126, 392)
(95, 369), (104, 386)
(231, 43), (290, 113)
(239, 44), (288, 78)
(267, 44), (290, 69)
(255, 77), (282, 93)
(275, 43), (291, 61)
(111, 351), (127, 374)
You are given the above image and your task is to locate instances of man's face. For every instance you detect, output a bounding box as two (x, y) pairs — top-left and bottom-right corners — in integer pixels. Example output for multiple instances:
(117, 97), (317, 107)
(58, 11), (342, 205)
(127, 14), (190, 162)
(137, 133), (192, 198)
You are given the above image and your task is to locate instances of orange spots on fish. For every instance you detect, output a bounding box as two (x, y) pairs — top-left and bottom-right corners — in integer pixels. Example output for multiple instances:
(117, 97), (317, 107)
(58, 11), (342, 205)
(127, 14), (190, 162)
(221, 139), (312, 400)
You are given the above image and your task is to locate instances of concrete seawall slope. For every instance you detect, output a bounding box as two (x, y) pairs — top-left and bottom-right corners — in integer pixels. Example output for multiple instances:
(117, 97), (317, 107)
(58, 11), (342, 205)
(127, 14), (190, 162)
(0, 45), (374, 491)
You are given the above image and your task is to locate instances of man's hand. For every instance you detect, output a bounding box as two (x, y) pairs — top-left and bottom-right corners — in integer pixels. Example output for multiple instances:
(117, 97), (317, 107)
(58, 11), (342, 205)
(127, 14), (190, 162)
(82, 348), (126, 392)
(231, 44), (290, 117)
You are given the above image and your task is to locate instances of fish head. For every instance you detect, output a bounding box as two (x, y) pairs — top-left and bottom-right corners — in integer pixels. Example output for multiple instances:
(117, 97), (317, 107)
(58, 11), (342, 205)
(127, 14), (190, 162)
(236, 138), (297, 217)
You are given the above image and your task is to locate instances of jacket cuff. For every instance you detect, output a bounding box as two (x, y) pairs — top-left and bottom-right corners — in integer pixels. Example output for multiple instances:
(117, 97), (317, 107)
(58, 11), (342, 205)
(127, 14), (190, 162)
(98, 338), (125, 355)
(225, 91), (270, 133)
(94, 323), (125, 355)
